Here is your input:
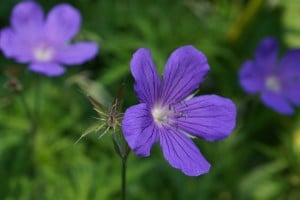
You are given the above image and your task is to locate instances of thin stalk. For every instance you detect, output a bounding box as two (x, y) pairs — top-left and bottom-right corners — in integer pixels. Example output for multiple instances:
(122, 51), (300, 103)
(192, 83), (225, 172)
(121, 158), (127, 200)
(16, 91), (36, 132)
(16, 89), (37, 180)
(34, 75), (41, 124)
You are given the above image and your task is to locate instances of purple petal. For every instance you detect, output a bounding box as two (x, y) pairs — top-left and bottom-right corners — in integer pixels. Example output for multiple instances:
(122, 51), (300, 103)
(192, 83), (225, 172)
(278, 50), (300, 106)
(122, 103), (159, 156)
(0, 28), (32, 62)
(173, 95), (236, 141)
(160, 45), (209, 104)
(160, 127), (210, 176)
(29, 63), (65, 76)
(283, 81), (300, 106)
(255, 37), (278, 73)
(279, 50), (300, 79)
(239, 60), (264, 94)
(11, 1), (44, 37)
(56, 42), (98, 65)
(130, 48), (161, 105)
(45, 4), (81, 44)
(261, 91), (294, 115)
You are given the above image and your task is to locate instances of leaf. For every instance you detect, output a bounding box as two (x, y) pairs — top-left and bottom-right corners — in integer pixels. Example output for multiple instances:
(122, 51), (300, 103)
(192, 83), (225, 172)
(282, 0), (300, 47)
(66, 72), (112, 108)
(239, 160), (287, 199)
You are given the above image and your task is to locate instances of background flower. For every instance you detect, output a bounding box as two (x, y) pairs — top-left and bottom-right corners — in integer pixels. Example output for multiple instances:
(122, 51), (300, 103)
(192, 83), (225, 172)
(239, 37), (300, 115)
(122, 46), (236, 176)
(0, 1), (98, 76)
(1, 1), (299, 199)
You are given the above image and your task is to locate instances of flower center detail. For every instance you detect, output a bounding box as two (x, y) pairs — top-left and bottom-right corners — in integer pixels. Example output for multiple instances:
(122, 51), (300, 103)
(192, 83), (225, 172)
(33, 46), (54, 62)
(151, 105), (172, 125)
(265, 75), (281, 92)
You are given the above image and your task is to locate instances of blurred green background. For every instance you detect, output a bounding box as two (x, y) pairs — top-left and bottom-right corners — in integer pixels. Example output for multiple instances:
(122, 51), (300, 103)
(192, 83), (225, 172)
(1, 0), (300, 199)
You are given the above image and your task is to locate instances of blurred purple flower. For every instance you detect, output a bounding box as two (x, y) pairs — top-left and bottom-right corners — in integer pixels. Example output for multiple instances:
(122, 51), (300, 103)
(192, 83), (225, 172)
(239, 37), (300, 115)
(0, 2), (98, 76)
(122, 45), (236, 176)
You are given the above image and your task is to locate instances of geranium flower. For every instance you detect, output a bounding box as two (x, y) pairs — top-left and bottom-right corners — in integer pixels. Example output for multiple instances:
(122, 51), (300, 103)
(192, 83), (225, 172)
(239, 37), (300, 115)
(0, 2), (98, 76)
(122, 45), (236, 176)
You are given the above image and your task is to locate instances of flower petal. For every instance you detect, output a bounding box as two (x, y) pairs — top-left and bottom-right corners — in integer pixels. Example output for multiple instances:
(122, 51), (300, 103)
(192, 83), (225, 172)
(160, 45), (209, 104)
(130, 48), (161, 105)
(279, 50), (300, 79)
(173, 95), (236, 141)
(278, 50), (300, 106)
(11, 2), (44, 37)
(45, 4), (81, 44)
(283, 81), (300, 106)
(160, 127), (210, 176)
(122, 103), (159, 156)
(29, 63), (65, 77)
(56, 42), (99, 65)
(239, 60), (264, 94)
(0, 28), (32, 62)
(261, 91), (294, 115)
(255, 37), (278, 73)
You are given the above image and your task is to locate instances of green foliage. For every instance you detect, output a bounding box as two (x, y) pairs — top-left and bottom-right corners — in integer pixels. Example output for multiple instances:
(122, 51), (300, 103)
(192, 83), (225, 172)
(1, 0), (300, 199)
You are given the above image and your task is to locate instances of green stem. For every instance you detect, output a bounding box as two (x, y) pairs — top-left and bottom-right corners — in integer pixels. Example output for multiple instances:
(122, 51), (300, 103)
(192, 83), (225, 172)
(121, 158), (127, 200)
(112, 130), (129, 200)
(17, 91), (36, 132)
(34, 75), (41, 124)
(16, 89), (37, 180)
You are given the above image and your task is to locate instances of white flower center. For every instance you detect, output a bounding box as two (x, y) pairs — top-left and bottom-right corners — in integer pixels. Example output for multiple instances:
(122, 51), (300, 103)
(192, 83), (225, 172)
(33, 46), (54, 62)
(151, 105), (172, 125)
(265, 75), (281, 92)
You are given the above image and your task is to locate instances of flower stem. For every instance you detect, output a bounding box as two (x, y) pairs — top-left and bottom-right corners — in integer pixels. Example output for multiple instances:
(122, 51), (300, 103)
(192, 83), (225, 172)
(34, 75), (41, 124)
(113, 131), (129, 200)
(16, 91), (36, 133)
(16, 89), (37, 180)
(121, 158), (127, 200)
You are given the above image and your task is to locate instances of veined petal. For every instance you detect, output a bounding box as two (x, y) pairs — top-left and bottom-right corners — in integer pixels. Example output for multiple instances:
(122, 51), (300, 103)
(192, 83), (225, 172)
(0, 28), (32, 62)
(279, 50), (300, 79)
(11, 2), (44, 37)
(45, 4), (81, 44)
(130, 48), (161, 105)
(56, 42), (99, 65)
(261, 90), (294, 115)
(173, 95), (236, 141)
(239, 60), (264, 94)
(29, 63), (65, 76)
(160, 127), (210, 176)
(160, 45), (209, 104)
(122, 103), (159, 156)
(255, 37), (278, 74)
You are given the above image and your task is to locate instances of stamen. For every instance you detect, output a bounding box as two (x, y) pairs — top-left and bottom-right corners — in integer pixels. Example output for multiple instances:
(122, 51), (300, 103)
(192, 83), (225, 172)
(152, 105), (169, 124)
(151, 104), (182, 126)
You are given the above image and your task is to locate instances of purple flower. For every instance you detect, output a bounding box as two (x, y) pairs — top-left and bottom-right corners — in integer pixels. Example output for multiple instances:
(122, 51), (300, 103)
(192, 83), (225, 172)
(0, 2), (98, 76)
(122, 45), (236, 176)
(239, 37), (300, 115)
